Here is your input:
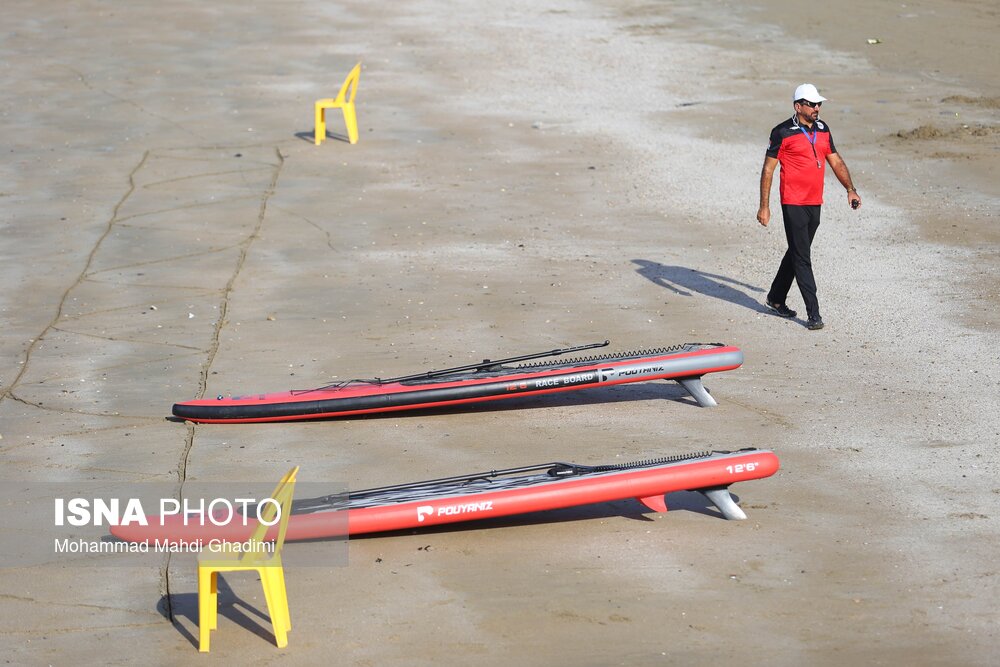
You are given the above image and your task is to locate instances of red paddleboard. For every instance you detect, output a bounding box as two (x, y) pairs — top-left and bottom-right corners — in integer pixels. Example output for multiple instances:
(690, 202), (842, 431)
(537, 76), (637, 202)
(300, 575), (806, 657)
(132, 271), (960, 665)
(172, 341), (743, 423)
(110, 449), (779, 545)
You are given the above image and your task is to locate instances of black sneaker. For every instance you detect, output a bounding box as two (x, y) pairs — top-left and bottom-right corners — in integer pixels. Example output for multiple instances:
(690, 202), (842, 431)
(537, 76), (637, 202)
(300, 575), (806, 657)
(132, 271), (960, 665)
(765, 300), (797, 318)
(806, 317), (825, 330)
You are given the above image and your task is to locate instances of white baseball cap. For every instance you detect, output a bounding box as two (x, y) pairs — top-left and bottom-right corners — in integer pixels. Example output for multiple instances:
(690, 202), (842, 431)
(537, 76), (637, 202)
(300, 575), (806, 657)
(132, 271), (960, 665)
(793, 83), (827, 103)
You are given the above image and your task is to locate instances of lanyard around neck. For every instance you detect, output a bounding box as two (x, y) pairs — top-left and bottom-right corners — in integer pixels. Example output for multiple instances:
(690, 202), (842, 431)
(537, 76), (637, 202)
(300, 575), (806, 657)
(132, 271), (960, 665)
(797, 123), (821, 168)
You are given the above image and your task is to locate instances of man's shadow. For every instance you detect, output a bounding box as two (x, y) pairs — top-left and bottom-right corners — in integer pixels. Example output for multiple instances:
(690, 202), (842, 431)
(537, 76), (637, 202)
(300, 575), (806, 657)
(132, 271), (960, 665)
(633, 259), (767, 314)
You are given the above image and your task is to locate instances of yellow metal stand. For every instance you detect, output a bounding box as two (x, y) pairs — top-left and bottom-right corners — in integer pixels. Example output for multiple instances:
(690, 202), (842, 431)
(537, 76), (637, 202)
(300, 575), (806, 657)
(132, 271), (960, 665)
(197, 467), (299, 652)
(315, 62), (361, 145)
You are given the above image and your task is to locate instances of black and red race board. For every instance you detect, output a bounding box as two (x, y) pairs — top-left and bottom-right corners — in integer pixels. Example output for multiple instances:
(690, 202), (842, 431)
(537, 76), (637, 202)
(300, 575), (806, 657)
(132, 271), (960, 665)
(110, 448), (779, 544)
(172, 341), (743, 423)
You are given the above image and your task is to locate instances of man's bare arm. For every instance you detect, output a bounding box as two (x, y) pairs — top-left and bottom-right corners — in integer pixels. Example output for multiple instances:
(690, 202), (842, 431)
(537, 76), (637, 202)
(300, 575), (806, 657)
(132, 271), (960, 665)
(757, 156), (779, 226)
(827, 152), (861, 209)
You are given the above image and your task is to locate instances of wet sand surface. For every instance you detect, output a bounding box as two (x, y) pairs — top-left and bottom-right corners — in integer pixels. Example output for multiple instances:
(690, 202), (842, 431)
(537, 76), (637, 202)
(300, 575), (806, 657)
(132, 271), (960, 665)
(1, 1), (997, 664)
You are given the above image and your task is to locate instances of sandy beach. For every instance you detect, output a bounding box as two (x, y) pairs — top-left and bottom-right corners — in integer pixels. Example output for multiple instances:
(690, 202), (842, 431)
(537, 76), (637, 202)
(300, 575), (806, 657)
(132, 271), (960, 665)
(1, 0), (997, 664)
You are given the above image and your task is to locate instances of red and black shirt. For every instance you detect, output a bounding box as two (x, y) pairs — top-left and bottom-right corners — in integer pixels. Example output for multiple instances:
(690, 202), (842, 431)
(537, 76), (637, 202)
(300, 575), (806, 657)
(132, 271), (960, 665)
(765, 116), (837, 205)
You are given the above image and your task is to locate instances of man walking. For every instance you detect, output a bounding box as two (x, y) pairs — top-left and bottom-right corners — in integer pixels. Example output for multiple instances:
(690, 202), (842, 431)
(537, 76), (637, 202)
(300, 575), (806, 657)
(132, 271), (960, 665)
(757, 83), (862, 330)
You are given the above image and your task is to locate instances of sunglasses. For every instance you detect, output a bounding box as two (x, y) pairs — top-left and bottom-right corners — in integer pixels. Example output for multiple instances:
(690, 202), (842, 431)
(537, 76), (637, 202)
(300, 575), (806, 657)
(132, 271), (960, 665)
(797, 99), (822, 108)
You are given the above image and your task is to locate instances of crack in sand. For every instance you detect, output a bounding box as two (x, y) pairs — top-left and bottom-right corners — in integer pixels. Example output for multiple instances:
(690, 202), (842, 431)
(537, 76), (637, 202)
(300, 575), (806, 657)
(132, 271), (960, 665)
(0, 422), (164, 455)
(111, 193), (266, 226)
(3, 392), (163, 420)
(272, 203), (338, 252)
(141, 165), (276, 189)
(1, 141), (285, 623)
(52, 293), (222, 320)
(0, 592), (156, 613)
(15, 349), (205, 388)
(0, 151), (150, 404)
(32, 422), (155, 439)
(163, 146), (285, 621)
(0, 622), (164, 637)
(186, 148), (284, 404)
(82, 242), (246, 277)
(30, 463), (173, 478)
(61, 64), (210, 143)
(49, 326), (205, 352)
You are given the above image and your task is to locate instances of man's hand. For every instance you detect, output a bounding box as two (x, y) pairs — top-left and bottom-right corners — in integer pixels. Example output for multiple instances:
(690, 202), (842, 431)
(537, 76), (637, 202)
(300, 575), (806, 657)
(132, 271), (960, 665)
(757, 206), (771, 227)
(848, 191), (861, 210)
